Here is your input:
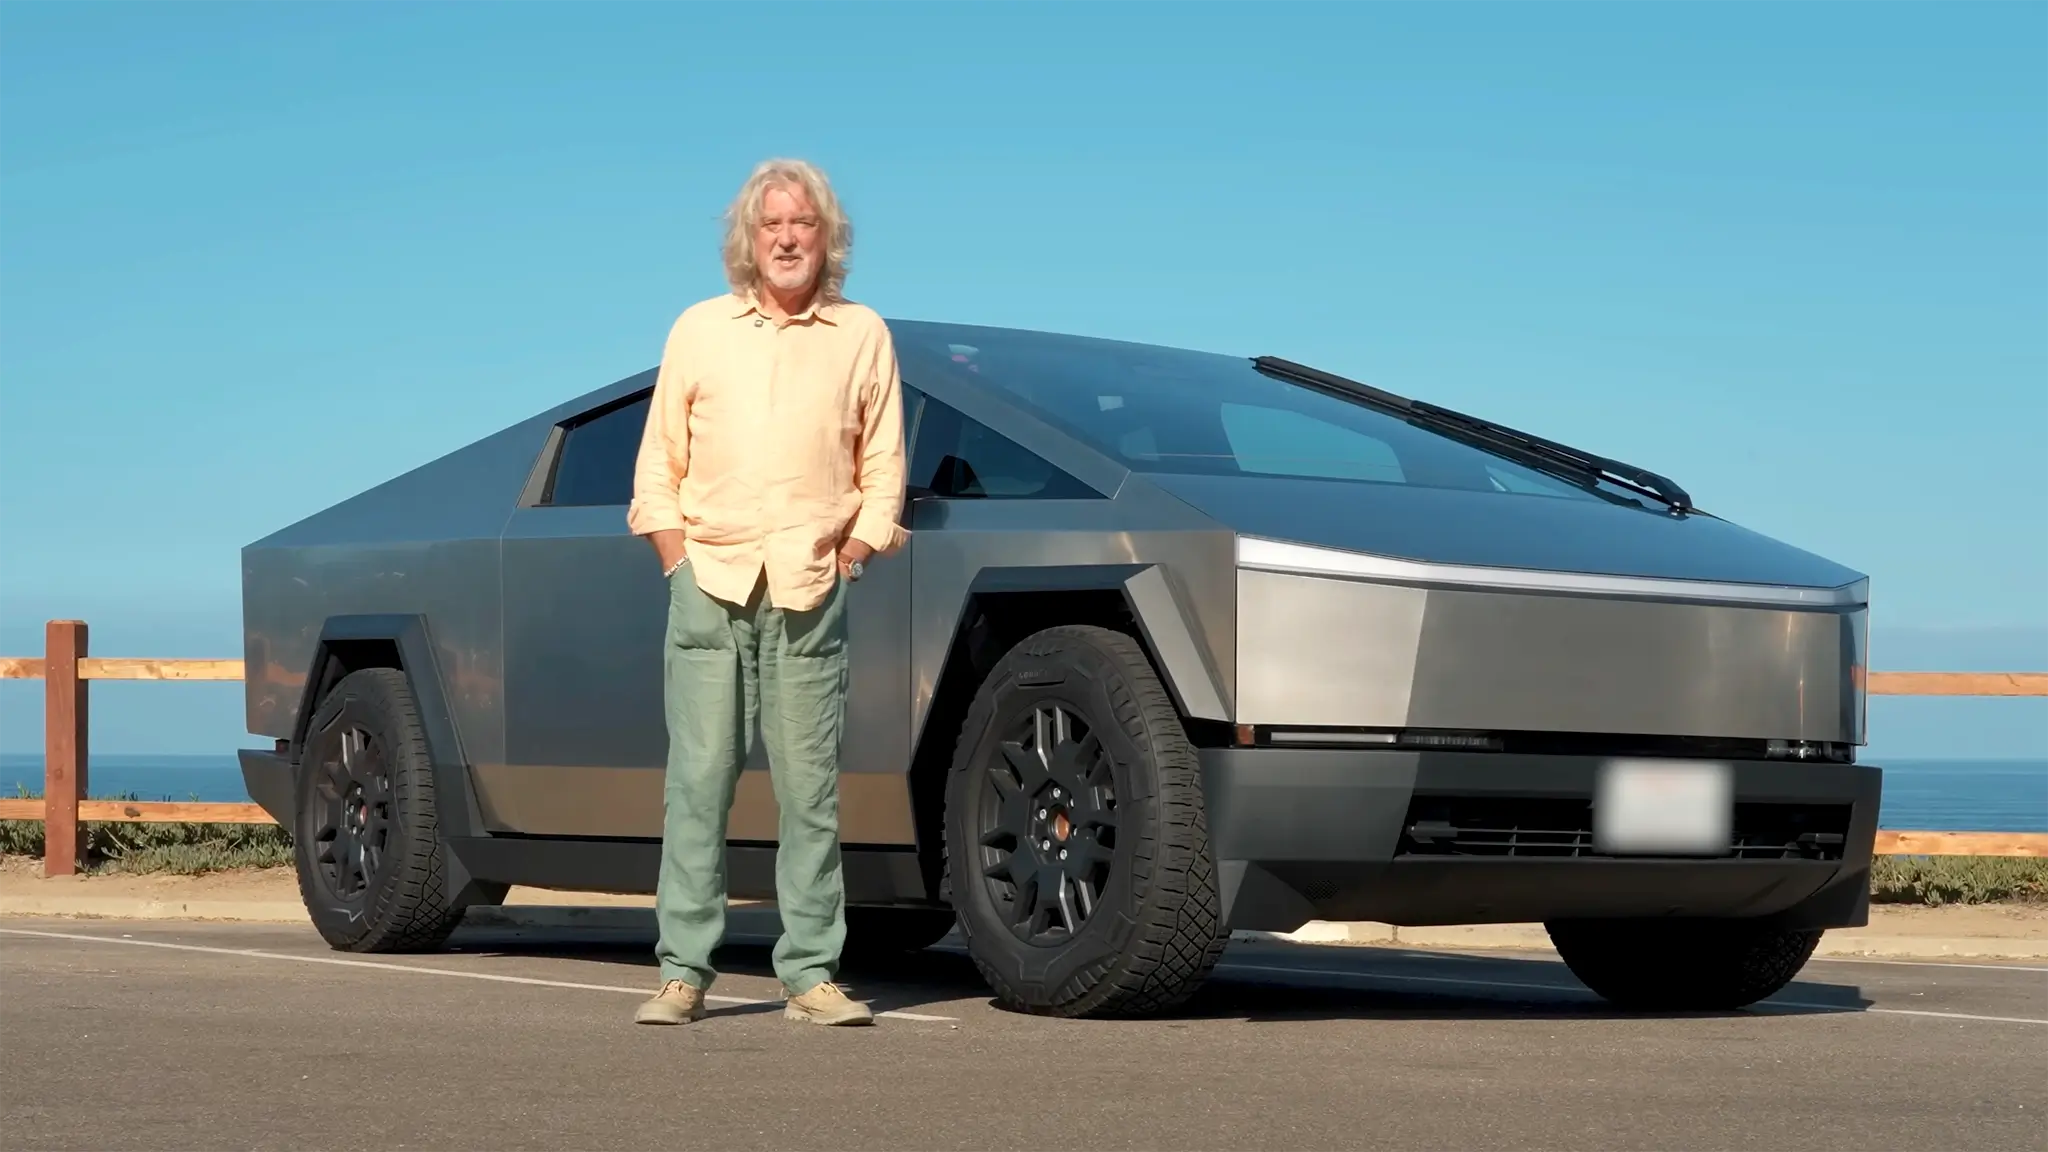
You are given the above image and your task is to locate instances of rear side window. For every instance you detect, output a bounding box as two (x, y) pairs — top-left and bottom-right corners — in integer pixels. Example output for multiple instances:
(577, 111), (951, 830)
(544, 392), (650, 506)
(909, 398), (1098, 499)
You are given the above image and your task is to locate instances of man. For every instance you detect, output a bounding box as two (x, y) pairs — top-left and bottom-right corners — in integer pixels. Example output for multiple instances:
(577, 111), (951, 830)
(624, 158), (908, 1027)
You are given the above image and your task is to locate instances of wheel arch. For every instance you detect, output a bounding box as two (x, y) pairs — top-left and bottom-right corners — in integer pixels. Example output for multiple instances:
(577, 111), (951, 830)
(290, 614), (488, 842)
(905, 568), (1234, 903)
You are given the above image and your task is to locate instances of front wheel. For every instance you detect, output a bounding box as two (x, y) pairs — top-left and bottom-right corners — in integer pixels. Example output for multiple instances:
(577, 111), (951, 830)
(944, 625), (1229, 1018)
(1546, 918), (1823, 1011)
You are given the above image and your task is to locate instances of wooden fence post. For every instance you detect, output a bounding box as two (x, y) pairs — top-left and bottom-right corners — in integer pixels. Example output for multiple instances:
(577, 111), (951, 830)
(43, 620), (87, 878)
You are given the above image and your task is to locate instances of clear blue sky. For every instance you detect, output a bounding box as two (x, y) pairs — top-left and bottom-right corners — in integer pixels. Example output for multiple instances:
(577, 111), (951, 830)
(1, 2), (2042, 758)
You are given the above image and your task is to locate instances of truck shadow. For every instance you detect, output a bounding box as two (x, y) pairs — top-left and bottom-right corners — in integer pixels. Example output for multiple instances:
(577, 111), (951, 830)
(448, 908), (1873, 1024)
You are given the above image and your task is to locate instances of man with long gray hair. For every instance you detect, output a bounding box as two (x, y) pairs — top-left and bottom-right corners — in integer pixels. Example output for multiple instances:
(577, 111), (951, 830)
(625, 158), (907, 1026)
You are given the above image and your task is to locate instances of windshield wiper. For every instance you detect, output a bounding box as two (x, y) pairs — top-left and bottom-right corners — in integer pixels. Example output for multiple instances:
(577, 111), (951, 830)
(1250, 356), (1695, 514)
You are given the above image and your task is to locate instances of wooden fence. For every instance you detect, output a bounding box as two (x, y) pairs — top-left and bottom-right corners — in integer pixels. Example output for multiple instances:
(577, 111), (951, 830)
(5, 618), (2047, 877)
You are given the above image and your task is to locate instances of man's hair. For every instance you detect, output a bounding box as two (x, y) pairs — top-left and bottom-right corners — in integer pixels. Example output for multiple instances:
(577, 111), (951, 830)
(720, 158), (853, 303)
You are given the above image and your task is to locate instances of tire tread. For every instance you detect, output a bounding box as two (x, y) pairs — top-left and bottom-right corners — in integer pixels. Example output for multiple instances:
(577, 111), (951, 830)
(946, 624), (1228, 1018)
(295, 668), (467, 953)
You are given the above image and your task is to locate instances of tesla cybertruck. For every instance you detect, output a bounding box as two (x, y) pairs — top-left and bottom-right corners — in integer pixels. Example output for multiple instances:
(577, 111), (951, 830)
(238, 320), (1879, 1018)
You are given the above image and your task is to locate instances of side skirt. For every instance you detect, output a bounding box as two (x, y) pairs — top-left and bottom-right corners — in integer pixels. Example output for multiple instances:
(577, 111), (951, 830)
(445, 836), (941, 907)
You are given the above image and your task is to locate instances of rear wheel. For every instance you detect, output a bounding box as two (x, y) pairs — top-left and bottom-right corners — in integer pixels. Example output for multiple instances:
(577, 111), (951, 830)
(1546, 918), (1822, 1011)
(944, 625), (1228, 1017)
(292, 668), (497, 952)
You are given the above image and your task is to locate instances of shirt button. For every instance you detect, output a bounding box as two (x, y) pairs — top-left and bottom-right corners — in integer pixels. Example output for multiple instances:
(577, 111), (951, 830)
(754, 318), (763, 327)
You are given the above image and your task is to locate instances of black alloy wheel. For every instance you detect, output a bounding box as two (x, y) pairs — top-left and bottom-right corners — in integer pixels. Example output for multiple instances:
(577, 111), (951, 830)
(976, 701), (1119, 946)
(945, 625), (1230, 1018)
(292, 668), (496, 952)
(307, 722), (393, 908)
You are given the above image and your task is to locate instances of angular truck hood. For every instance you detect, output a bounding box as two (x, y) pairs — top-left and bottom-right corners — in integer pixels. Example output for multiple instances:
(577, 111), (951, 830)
(1142, 473), (1865, 590)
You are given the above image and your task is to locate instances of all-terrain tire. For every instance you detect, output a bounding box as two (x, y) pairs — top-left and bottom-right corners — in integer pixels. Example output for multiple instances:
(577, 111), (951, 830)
(944, 625), (1229, 1018)
(842, 906), (960, 959)
(292, 668), (482, 953)
(1546, 918), (1823, 1011)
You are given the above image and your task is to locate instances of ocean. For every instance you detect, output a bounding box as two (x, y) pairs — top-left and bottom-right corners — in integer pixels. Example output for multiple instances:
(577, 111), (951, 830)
(2, 752), (2043, 833)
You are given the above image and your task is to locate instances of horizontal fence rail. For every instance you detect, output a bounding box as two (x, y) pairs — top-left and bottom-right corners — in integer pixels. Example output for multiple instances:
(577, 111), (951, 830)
(5, 618), (2046, 877)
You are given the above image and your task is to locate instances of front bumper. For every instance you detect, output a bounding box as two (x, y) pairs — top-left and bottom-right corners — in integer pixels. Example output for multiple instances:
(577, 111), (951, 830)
(1199, 748), (1881, 934)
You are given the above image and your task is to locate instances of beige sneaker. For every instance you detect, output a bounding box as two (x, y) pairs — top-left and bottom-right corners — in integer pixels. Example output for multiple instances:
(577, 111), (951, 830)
(783, 980), (874, 1026)
(633, 979), (706, 1025)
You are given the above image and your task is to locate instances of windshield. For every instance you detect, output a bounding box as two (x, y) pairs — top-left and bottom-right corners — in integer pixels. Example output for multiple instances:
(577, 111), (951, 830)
(895, 327), (1641, 506)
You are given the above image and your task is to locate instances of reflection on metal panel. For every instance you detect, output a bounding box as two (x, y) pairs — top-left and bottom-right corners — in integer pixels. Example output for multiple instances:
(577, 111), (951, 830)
(495, 500), (917, 839)
(501, 506), (666, 771)
(1405, 588), (1856, 741)
(241, 537), (509, 768)
(1151, 471), (1869, 590)
(469, 763), (915, 844)
(1234, 567), (1861, 743)
(1121, 564), (1231, 720)
(240, 408), (544, 745)
(906, 487), (1237, 749)
(1234, 569), (1426, 726)
(1238, 536), (1866, 609)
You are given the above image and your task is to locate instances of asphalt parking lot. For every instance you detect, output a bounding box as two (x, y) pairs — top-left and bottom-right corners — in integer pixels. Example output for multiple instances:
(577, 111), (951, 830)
(4, 906), (2043, 1152)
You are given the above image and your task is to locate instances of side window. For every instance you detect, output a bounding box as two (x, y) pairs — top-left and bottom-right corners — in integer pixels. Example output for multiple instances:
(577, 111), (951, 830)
(901, 383), (925, 445)
(544, 392), (651, 506)
(909, 398), (1098, 499)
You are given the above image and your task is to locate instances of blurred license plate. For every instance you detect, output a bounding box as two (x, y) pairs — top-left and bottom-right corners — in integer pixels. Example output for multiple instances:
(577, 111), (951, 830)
(1594, 759), (1733, 856)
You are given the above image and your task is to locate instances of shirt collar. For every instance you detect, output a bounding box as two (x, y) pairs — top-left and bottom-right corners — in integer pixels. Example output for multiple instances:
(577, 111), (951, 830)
(731, 289), (838, 325)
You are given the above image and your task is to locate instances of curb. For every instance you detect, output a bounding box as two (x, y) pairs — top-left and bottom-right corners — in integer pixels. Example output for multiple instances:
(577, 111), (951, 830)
(1233, 919), (2048, 961)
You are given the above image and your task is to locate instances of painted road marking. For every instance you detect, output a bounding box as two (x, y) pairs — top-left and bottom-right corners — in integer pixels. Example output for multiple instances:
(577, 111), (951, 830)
(0, 928), (957, 1023)
(1213, 961), (2048, 1026)
(7, 927), (2037, 1027)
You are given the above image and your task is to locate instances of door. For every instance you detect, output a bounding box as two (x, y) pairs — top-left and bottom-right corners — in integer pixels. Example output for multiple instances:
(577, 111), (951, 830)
(484, 384), (923, 846)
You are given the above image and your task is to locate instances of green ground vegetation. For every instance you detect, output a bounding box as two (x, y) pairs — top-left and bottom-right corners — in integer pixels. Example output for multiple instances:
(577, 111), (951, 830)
(1869, 853), (2048, 906)
(1, 789), (293, 874)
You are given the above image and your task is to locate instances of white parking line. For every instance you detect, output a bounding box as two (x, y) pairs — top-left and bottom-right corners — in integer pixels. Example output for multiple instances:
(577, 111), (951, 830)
(0, 928), (957, 1023)
(1215, 961), (2048, 1026)
(11, 926), (2037, 1027)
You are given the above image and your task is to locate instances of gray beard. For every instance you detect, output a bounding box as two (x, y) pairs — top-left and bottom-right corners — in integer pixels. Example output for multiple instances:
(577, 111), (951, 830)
(763, 263), (816, 294)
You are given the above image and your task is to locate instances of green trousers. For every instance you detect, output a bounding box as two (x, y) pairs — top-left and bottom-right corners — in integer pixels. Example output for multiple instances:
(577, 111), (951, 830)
(653, 562), (849, 995)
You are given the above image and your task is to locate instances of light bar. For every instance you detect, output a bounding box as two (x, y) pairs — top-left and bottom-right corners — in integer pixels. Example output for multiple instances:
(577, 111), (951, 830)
(1236, 536), (1867, 609)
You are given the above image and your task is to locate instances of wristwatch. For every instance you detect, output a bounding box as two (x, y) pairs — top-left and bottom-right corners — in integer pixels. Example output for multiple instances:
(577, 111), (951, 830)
(663, 556), (687, 578)
(846, 560), (865, 582)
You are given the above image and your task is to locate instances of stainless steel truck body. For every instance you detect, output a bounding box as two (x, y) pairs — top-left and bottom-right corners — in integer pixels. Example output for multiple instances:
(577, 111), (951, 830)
(239, 320), (1879, 1016)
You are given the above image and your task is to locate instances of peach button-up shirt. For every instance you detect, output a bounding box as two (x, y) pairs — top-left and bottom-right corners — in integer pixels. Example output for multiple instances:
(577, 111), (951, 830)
(626, 291), (910, 611)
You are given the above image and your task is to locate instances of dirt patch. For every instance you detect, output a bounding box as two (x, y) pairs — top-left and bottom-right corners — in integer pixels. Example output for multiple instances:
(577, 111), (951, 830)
(1858, 901), (2048, 939)
(0, 858), (300, 900)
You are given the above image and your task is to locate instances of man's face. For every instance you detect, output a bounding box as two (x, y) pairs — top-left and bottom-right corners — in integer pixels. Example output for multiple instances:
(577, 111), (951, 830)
(756, 182), (822, 296)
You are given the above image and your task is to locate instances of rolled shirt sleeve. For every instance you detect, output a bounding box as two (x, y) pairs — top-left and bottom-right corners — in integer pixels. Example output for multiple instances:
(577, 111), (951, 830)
(845, 323), (910, 556)
(626, 317), (691, 537)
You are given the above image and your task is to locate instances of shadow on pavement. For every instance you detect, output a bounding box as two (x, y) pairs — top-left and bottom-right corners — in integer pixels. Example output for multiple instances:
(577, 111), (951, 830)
(445, 907), (1872, 1024)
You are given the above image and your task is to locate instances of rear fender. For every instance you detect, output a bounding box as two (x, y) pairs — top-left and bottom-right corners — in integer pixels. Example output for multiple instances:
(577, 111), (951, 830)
(290, 614), (489, 845)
